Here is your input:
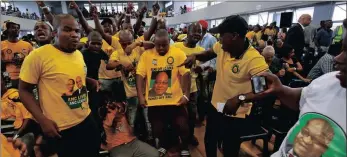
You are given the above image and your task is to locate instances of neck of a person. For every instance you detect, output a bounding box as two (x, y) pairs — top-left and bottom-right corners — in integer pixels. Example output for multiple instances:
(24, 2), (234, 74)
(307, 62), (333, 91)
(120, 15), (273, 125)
(184, 40), (196, 48)
(202, 31), (207, 37)
(53, 43), (74, 53)
(37, 40), (51, 47)
(7, 36), (18, 43)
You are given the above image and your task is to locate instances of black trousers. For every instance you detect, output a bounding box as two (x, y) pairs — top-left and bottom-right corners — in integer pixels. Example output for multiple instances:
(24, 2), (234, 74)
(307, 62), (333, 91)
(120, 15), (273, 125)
(45, 114), (100, 157)
(205, 103), (250, 157)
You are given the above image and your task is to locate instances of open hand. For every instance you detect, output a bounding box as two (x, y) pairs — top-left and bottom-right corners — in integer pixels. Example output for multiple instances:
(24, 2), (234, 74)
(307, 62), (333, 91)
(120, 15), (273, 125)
(152, 2), (160, 16)
(142, 41), (155, 50)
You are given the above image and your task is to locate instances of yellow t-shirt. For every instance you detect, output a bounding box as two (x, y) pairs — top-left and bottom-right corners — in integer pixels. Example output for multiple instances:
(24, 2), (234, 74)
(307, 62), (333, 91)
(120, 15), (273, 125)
(173, 42), (204, 93)
(177, 34), (187, 41)
(136, 46), (190, 106)
(264, 28), (277, 36)
(109, 47), (142, 98)
(1, 89), (33, 129)
(211, 42), (268, 109)
(19, 44), (90, 131)
(80, 37), (122, 79)
(1, 134), (21, 157)
(135, 35), (145, 43)
(1, 40), (33, 80)
(246, 31), (255, 40)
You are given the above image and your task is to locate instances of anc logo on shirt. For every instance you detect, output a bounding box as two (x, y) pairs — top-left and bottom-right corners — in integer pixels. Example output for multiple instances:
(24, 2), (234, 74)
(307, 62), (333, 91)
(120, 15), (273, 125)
(231, 64), (240, 73)
(6, 49), (12, 54)
(152, 59), (157, 65)
(167, 56), (174, 65)
(281, 112), (346, 157)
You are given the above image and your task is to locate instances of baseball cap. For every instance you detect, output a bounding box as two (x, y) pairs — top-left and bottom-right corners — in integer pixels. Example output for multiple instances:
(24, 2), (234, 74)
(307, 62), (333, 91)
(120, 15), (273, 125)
(6, 21), (20, 30)
(209, 15), (248, 36)
(101, 18), (113, 25)
(198, 20), (208, 30)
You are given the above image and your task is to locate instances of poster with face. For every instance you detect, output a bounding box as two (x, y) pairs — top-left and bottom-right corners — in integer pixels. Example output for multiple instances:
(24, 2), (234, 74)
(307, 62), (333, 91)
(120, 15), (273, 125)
(148, 68), (172, 100)
(61, 76), (88, 109)
(280, 113), (346, 157)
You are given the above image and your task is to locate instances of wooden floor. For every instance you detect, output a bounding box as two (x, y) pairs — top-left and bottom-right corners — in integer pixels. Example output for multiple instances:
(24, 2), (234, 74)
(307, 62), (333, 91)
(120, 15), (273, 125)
(165, 124), (275, 157)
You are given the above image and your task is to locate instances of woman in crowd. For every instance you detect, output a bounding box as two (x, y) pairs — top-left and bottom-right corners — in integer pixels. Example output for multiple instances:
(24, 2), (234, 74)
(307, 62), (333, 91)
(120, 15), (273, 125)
(279, 44), (311, 85)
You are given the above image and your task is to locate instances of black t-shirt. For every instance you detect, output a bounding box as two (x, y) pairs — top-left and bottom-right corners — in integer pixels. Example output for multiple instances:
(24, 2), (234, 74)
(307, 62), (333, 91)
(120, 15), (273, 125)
(82, 49), (109, 80)
(280, 57), (299, 85)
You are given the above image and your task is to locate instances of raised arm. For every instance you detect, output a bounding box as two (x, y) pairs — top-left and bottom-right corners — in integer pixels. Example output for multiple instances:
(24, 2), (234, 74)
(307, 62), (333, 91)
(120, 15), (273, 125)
(90, 5), (113, 46)
(36, 1), (54, 25)
(144, 2), (160, 41)
(69, 1), (93, 35)
(133, 5), (147, 36)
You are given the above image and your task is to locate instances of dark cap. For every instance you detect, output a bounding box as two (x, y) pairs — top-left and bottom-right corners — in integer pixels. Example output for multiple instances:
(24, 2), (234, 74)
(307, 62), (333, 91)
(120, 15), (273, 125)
(6, 21), (20, 29)
(101, 18), (113, 25)
(209, 15), (248, 36)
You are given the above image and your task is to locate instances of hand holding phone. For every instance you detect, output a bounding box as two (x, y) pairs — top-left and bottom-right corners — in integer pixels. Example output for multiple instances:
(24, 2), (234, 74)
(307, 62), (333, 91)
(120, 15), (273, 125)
(251, 76), (268, 94)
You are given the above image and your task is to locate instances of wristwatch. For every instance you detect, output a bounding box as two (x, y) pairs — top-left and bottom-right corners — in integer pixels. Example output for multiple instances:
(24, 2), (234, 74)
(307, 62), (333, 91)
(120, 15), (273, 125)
(238, 94), (246, 102)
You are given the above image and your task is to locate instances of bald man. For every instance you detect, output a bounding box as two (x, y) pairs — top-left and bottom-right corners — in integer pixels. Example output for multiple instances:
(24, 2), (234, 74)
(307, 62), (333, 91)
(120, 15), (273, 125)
(285, 14), (312, 62)
(73, 76), (87, 96)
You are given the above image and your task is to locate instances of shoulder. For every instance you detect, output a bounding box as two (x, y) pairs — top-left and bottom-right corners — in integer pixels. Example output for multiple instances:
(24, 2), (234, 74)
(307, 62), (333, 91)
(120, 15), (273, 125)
(304, 72), (341, 94)
(196, 45), (205, 51)
(19, 40), (32, 47)
(244, 46), (264, 59)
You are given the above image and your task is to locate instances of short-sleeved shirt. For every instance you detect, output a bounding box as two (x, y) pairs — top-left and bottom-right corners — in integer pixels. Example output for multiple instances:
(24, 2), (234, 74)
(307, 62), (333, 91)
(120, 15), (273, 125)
(1, 40), (33, 80)
(211, 42), (268, 108)
(103, 106), (135, 150)
(109, 47), (142, 98)
(82, 49), (109, 80)
(80, 37), (122, 79)
(1, 89), (33, 129)
(271, 72), (346, 157)
(136, 46), (190, 106)
(19, 44), (90, 130)
(173, 42), (205, 93)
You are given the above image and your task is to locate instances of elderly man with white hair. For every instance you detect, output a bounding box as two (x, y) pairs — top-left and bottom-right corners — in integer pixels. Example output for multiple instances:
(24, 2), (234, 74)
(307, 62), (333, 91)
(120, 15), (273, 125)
(262, 46), (285, 77)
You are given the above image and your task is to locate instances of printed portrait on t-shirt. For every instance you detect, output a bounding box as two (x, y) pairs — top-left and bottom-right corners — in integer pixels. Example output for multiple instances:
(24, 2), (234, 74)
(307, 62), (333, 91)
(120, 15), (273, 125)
(124, 60), (137, 88)
(61, 76), (88, 110)
(148, 68), (172, 99)
(280, 113), (346, 157)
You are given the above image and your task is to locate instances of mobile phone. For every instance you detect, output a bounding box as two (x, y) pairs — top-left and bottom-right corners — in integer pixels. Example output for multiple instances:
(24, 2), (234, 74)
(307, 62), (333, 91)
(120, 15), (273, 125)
(251, 76), (268, 94)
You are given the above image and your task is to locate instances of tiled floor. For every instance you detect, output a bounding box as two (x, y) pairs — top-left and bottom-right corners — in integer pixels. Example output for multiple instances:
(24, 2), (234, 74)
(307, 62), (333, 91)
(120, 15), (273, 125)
(165, 125), (274, 157)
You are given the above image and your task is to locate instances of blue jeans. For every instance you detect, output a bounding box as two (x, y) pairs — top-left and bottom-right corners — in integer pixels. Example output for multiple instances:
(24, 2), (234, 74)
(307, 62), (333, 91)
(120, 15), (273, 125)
(126, 97), (152, 136)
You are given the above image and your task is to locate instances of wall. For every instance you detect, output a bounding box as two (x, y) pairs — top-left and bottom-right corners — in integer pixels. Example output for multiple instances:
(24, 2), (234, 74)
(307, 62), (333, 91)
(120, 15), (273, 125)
(12, 1), (40, 17)
(166, 1), (318, 26)
(311, 2), (335, 25)
(1, 15), (153, 30)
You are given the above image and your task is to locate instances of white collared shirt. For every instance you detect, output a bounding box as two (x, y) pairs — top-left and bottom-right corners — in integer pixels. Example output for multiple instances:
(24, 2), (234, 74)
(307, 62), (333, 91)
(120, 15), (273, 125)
(298, 22), (305, 30)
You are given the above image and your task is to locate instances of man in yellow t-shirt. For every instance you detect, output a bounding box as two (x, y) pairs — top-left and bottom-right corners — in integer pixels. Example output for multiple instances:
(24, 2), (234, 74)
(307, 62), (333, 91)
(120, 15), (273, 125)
(173, 22), (205, 146)
(136, 29), (192, 156)
(1, 21), (33, 89)
(18, 14), (100, 157)
(106, 30), (153, 139)
(180, 15), (269, 157)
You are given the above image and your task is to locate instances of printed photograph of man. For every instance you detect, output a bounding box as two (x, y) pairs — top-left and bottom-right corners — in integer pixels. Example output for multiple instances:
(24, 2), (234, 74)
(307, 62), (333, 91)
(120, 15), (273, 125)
(148, 71), (171, 97)
(62, 79), (75, 96)
(289, 118), (334, 157)
(73, 76), (87, 96)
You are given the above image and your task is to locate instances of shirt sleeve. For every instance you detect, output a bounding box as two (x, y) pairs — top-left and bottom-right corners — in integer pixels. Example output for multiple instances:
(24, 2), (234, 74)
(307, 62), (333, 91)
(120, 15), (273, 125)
(109, 51), (120, 61)
(212, 42), (221, 55)
(19, 50), (41, 84)
(136, 52), (147, 77)
(248, 56), (269, 76)
(100, 50), (109, 60)
(177, 50), (190, 76)
(111, 36), (122, 50)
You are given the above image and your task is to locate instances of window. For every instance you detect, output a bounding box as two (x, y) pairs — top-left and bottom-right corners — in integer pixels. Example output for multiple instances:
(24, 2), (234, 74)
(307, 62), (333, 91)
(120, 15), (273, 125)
(332, 22), (343, 31)
(258, 12), (268, 25)
(106, 3), (112, 13)
(211, 20), (216, 28)
(1, 2), (9, 8)
(332, 3), (346, 22)
(268, 12), (274, 24)
(165, 1), (173, 8)
(84, 4), (90, 12)
(292, 7), (314, 23)
(211, 1), (221, 5)
(248, 14), (259, 25)
(192, 2), (208, 11)
(216, 19), (223, 26)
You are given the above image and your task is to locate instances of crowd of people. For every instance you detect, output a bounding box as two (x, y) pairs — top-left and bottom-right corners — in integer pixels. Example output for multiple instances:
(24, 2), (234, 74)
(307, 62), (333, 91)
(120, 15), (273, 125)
(1, 1), (346, 157)
(1, 5), (40, 20)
